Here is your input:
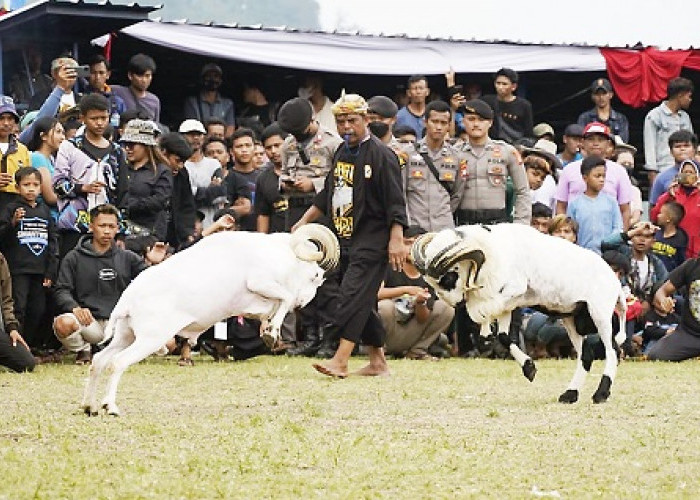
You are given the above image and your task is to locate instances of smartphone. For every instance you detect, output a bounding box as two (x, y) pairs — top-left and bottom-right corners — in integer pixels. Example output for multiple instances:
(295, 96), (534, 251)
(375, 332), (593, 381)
(69, 65), (91, 79)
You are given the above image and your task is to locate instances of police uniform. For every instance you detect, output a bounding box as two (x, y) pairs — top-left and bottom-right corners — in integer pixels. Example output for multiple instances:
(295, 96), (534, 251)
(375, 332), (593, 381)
(279, 125), (342, 230)
(457, 138), (531, 225)
(402, 138), (465, 231)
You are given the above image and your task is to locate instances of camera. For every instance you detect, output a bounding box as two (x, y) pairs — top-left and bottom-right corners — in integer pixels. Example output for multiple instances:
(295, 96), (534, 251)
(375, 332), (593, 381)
(69, 65), (91, 79)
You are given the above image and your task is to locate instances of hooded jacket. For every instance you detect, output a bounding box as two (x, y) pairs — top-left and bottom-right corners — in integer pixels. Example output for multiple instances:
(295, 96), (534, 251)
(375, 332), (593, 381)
(53, 235), (146, 319)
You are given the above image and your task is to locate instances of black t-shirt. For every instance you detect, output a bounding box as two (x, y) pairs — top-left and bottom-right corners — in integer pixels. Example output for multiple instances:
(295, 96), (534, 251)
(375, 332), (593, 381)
(232, 168), (260, 232)
(254, 165), (287, 234)
(669, 258), (700, 335)
(81, 140), (112, 162)
(652, 228), (688, 272)
(480, 94), (533, 143)
(384, 267), (436, 310)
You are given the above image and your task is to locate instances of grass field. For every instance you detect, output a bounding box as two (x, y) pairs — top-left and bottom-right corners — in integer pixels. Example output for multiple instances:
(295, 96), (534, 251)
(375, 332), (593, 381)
(1, 355), (699, 499)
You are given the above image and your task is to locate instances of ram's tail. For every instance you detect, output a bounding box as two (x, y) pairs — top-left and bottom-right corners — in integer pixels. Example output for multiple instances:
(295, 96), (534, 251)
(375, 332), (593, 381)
(290, 223), (340, 271)
(102, 296), (130, 344)
(614, 288), (627, 346)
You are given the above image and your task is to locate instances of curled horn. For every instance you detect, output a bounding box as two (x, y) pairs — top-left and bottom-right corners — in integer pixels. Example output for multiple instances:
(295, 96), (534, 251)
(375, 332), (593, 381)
(410, 232), (437, 274)
(426, 241), (485, 283)
(290, 223), (340, 271)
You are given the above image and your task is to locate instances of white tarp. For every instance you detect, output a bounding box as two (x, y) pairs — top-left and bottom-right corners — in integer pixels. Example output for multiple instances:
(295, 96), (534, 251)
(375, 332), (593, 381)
(121, 21), (606, 75)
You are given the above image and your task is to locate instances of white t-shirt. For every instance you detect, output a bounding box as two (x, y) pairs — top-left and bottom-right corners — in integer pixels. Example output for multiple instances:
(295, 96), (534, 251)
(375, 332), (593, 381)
(0, 142), (8, 155)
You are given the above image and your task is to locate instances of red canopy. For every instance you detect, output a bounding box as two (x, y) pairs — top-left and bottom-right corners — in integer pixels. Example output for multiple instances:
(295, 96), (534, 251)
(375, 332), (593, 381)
(602, 47), (700, 108)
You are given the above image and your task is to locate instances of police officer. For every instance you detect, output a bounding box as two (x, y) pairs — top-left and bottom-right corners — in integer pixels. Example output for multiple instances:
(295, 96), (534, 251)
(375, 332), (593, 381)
(277, 97), (342, 357)
(455, 99), (531, 356)
(277, 97), (343, 232)
(401, 100), (465, 232)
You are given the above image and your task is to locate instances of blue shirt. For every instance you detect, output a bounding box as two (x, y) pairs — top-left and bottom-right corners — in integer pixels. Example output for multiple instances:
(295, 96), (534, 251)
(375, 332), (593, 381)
(568, 192), (622, 254)
(396, 106), (425, 139)
(30, 151), (58, 221)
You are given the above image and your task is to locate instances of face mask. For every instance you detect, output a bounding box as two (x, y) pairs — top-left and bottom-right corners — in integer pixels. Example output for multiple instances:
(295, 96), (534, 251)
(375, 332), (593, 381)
(203, 78), (219, 91)
(368, 121), (390, 138)
(297, 87), (313, 100)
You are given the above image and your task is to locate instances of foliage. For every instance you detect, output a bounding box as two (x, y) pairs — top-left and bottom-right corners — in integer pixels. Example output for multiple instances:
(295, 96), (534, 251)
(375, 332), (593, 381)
(1, 356), (699, 498)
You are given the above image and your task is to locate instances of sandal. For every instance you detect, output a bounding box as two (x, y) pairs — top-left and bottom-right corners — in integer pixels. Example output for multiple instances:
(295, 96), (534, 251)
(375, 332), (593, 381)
(406, 350), (440, 361)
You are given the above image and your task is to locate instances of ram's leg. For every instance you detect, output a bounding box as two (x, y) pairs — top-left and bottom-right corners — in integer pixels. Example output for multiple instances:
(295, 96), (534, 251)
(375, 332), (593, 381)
(246, 278), (294, 348)
(495, 312), (536, 382)
(558, 316), (585, 404)
(591, 310), (617, 404)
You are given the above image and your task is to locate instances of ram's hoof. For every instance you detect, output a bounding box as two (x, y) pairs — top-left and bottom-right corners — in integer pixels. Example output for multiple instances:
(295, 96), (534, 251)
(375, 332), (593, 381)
(558, 389), (578, 404)
(522, 359), (537, 382)
(592, 375), (612, 404)
(261, 332), (276, 349)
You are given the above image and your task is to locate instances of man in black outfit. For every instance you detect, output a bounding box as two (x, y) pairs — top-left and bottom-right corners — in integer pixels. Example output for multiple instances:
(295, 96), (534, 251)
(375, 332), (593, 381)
(293, 93), (408, 378)
(479, 68), (533, 144)
(254, 124), (289, 234)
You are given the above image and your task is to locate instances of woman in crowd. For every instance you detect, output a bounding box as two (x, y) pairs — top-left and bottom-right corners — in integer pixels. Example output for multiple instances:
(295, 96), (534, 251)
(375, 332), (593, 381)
(25, 116), (64, 218)
(116, 119), (173, 253)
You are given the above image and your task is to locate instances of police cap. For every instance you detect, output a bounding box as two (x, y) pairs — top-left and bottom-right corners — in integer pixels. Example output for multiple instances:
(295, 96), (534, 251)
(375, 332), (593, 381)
(458, 99), (494, 120)
(277, 97), (313, 136)
(367, 96), (398, 118)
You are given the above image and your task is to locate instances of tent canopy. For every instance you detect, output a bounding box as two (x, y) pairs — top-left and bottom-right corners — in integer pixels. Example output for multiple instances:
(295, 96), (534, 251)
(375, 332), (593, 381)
(122, 21), (607, 75)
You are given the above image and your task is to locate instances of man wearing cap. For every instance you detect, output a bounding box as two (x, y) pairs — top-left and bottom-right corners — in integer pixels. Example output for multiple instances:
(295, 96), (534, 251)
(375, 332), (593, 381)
(293, 92), (408, 378)
(183, 63), (235, 138)
(276, 97), (342, 357)
(557, 124), (584, 167)
(533, 123), (555, 143)
(555, 121), (633, 230)
(454, 98), (530, 357)
(577, 78), (629, 143)
(366, 95), (400, 149)
(112, 53), (160, 123)
(644, 77), (694, 182)
(0, 96), (31, 212)
(401, 100), (465, 232)
(180, 119), (249, 227)
(277, 97), (342, 232)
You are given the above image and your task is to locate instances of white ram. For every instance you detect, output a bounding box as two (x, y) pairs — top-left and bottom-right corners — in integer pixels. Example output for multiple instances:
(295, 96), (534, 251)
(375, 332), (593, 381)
(411, 223), (626, 404)
(82, 224), (339, 416)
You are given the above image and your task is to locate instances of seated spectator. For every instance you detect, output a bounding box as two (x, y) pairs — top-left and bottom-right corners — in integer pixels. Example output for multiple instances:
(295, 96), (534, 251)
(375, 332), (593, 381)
(183, 63), (235, 138)
(651, 159), (700, 259)
(649, 130), (697, 207)
(116, 119), (173, 254)
(602, 221), (669, 343)
(632, 281), (681, 356)
(0, 250), (35, 372)
(651, 200), (687, 272)
(647, 256), (700, 361)
(205, 118), (226, 141)
(52, 204), (166, 364)
(548, 214), (578, 243)
(567, 155), (622, 254)
(378, 226), (454, 360)
(112, 53), (161, 122)
(530, 202), (552, 234)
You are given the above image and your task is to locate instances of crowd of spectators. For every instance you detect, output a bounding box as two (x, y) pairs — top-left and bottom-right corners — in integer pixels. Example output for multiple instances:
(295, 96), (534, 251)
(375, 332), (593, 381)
(1, 49), (700, 375)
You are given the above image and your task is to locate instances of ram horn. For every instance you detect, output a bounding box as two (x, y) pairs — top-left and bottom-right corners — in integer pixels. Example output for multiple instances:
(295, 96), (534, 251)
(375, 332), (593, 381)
(426, 241), (485, 284)
(290, 223), (340, 271)
(409, 232), (436, 274)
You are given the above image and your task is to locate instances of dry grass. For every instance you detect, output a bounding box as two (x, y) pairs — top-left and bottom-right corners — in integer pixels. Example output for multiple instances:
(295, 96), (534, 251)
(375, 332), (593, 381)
(1, 355), (699, 499)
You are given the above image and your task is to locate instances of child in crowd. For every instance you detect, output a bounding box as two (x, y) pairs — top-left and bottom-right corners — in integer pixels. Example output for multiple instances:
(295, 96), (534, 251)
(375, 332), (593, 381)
(0, 167), (58, 351)
(567, 155), (622, 254)
(602, 221), (668, 346)
(548, 214), (578, 243)
(651, 159), (700, 259)
(530, 202), (552, 234)
(651, 200), (687, 272)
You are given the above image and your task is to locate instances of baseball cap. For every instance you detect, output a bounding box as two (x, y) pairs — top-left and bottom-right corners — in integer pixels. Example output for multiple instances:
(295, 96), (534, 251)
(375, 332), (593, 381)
(0, 96), (19, 122)
(522, 138), (562, 173)
(563, 124), (584, 137)
(120, 119), (160, 146)
(533, 122), (555, 138)
(591, 78), (613, 93)
(582, 122), (613, 141)
(457, 99), (494, 120)
(178, 119), (206, 134)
